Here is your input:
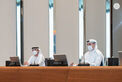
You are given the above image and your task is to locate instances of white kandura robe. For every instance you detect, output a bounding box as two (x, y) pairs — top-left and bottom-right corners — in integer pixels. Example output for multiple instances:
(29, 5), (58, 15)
(28, 53), (45, 66)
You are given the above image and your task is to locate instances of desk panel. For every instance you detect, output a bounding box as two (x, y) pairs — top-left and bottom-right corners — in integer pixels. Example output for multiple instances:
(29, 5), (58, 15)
(0, 66), (122, 82)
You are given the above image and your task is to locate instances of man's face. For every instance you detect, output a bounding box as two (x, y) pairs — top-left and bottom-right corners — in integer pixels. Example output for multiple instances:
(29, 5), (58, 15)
(87, 42), (95, 49)
(32, 48), (39, 54)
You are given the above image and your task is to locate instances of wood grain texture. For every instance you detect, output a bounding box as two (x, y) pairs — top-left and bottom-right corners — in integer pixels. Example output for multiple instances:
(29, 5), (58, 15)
(0, 66), (122, 82)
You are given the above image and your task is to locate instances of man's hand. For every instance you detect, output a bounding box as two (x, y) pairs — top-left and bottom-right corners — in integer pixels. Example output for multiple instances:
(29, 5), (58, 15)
(85, 63), (90, 64)
(70, 62), (78, 66)
(24, 61), (29, 65)
(70, 62), (74, 66)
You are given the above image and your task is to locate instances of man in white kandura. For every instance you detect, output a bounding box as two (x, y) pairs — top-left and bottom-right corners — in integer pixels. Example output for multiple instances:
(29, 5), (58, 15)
(24, 47), (45, 66)
(81, 39), (104, 66)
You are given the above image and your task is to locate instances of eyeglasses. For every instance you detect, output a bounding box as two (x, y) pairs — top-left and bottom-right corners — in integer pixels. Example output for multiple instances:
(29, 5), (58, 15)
(32, 49), (38, 51)
(87, 43), (92, 45)
(87, 42), (95, 45)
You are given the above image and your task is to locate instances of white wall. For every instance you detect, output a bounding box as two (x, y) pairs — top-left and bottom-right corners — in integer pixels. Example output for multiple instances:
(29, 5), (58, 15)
(54, 0), (106, 64)
(0, 0), (16, 66)
(54, 0), (79, 64)
(0, 0), (106, 66)
(85, 0), (106, 56)
(24, 0), (49, 62)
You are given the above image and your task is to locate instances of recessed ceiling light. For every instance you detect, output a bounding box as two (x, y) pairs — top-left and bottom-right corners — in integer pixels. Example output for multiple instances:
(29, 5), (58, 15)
(113, 3), (120, 10)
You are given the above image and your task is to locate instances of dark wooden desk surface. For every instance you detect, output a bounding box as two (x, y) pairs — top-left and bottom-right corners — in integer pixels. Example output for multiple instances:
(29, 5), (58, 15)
(0, 66), (122, 82)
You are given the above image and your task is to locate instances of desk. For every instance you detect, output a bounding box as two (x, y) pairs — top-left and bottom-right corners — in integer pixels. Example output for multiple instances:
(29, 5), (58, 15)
(0, 66), (122, 82)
